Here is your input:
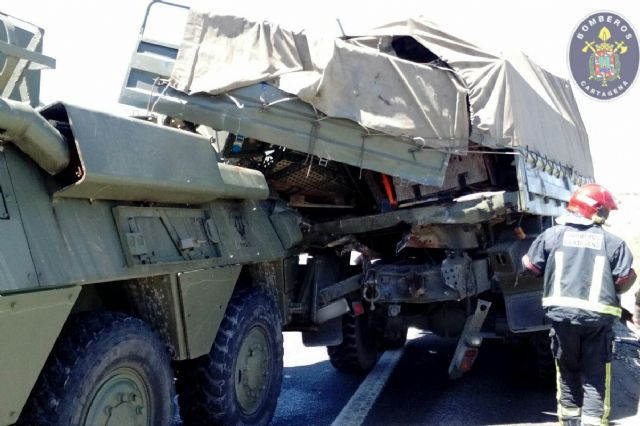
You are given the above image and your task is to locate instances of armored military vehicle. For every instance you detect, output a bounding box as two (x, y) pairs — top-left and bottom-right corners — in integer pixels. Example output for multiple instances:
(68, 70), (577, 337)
(1, 2), (595, 425)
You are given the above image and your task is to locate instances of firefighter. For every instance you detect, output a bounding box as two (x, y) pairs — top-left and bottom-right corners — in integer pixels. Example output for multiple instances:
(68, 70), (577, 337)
(522, 183), (636, 426)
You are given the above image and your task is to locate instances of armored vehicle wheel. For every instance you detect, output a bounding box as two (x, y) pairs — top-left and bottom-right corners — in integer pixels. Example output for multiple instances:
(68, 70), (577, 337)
(18, 311), (174, 426)
(176, 287), (283, 426)
(327, 311), (380, 373)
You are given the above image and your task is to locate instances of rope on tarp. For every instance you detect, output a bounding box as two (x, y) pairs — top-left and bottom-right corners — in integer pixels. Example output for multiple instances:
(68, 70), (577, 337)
(223, 93), (244, 109)
(148, 77), (171, 114)
(259, 96), (297, 110)
(407, 136), (472, 154)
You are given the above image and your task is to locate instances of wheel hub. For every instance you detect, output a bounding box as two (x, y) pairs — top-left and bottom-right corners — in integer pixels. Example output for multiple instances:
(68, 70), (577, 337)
(84, 367), (150, 426)
(235, 326), (271, 414)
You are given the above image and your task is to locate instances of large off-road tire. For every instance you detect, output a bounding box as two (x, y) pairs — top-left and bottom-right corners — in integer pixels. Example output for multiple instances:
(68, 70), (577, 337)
(380, 317), (409, 349)
(327, 312), (380, 374)
(176, 288), (283, 426)
(18, 311), (174, 426)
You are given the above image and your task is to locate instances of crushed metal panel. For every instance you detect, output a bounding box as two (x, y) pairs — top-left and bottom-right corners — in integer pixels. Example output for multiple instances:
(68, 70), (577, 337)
(119, 32), (451, 186)
(395, 153), (489, 203)
(129, 85), (451, 186)
(0, 286), (80, 425)
(400, 224), (480, 250)
(309, 191), (518, 238)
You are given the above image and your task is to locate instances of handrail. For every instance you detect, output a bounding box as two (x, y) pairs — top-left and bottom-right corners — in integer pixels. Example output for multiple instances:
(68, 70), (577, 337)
(140, 0), (190, 36)
(0, 12), (55, 69)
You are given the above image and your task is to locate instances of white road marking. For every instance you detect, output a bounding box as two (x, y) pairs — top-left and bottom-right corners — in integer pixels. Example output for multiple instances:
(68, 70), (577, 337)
(330, 348), (405, 426)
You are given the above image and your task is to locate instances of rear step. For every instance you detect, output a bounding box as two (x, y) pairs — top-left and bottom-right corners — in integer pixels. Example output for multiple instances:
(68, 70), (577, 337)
(448, 299), (491, 379)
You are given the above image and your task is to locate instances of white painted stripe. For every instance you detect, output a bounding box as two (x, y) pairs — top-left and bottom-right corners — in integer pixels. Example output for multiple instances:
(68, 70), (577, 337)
(588, 255), (605, 303)
(331, 349), (404, 426)
(553, 251), (564, 297)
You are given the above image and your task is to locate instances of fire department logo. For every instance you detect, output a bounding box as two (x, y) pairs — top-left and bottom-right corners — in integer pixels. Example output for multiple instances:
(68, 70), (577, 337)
(569, 12), (639, 100)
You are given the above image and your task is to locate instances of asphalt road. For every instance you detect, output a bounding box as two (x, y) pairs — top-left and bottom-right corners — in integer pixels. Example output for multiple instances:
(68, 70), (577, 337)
(272, 325), (640, 426)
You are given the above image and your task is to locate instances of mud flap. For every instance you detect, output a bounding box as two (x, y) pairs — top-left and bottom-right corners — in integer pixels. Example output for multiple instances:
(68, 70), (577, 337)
(302, 317), (343, 347)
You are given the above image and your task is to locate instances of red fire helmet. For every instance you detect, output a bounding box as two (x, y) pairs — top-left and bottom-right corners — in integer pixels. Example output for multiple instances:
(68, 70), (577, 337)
(567, 183), (618, 221)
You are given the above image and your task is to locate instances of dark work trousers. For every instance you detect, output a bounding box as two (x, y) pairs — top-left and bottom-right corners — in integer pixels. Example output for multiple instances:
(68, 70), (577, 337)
(550, 321), (613, 426)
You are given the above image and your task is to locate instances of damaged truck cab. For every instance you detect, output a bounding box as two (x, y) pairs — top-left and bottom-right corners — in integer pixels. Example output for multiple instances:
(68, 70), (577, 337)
(1, 2), (595, 425)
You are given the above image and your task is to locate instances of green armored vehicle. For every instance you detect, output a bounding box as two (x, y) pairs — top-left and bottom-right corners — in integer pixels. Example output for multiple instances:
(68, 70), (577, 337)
(1, 2), (595, 425)
(0, 9), (292, 426)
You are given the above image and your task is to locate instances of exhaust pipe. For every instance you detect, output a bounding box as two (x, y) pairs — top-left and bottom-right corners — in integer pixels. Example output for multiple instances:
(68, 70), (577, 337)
(0, 97), (69, 175)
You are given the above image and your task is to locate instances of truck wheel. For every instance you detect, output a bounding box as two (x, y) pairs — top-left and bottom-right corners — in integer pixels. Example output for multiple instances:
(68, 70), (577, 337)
(381, 317), (408, 349)
(327, 312), (380, 373)
(176, 288), (283, 426)
(18, 312), (174, 426)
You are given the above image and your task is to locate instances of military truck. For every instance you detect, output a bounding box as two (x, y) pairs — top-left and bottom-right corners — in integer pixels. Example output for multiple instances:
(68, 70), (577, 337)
(1, 2), (595, 426)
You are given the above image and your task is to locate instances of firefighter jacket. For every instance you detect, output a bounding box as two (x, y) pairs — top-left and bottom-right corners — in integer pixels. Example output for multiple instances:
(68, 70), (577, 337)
(523, 215), (634, 326)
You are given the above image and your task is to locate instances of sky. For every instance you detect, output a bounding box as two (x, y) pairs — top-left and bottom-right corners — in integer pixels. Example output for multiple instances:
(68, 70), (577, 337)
(1, 0), (639, 193)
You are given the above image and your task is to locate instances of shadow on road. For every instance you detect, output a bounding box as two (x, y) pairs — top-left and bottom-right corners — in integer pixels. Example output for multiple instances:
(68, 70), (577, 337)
(272, 358), (365, 426)
(272, 329), (638, 426)
(366, 335), (557, 425)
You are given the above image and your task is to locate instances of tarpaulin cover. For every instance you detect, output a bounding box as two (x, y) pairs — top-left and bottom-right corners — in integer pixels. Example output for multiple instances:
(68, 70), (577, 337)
(170, 10), (593, 179)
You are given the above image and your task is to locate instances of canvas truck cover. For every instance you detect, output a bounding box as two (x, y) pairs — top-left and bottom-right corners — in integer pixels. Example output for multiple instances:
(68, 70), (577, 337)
(170, 9), (594, 183)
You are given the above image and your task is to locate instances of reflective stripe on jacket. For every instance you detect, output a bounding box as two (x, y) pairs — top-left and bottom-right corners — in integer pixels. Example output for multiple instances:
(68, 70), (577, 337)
(541, 225), (621, 317)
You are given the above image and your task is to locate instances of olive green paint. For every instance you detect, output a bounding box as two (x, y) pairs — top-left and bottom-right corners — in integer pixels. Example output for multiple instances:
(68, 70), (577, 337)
(178, 266), (241, 358)
(2, 144), (286, 292)
(83, 367), (151, 426)
(234, 325), (271, 414)
(0, 98), (69, 175)
(0, 286), (80, 426)
(123, 275), (189, 360)
(42, 103), (268, 204)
